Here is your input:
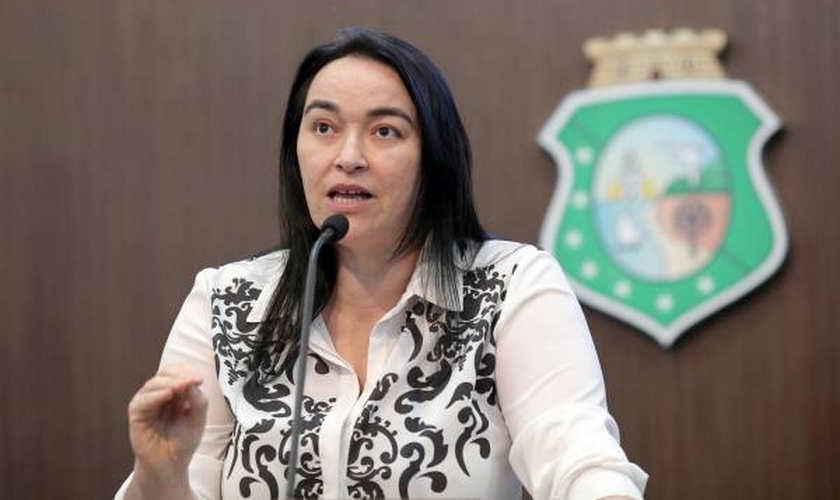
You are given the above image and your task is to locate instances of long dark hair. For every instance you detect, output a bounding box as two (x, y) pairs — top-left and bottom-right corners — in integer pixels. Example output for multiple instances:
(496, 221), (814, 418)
(256, 27), (486, 375)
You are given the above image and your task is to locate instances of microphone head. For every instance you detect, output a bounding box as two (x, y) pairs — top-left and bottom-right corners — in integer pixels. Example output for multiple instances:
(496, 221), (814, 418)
(321, 214), (350, 242)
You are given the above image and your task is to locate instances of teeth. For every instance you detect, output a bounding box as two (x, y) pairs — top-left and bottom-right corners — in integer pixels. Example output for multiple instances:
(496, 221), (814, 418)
(330, 190), (370, 197)
(332, 194), (368, 204)
(330, 190), (370, 204)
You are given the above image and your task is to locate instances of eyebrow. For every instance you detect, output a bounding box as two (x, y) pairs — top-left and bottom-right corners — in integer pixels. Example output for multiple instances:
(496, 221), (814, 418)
(368, 106), (416, 128)
(303, 99), (337, 115)
(303, 99), (416, 129)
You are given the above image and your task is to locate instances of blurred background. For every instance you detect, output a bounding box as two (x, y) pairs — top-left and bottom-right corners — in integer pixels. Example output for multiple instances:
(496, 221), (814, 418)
(1, 0), (838, 499)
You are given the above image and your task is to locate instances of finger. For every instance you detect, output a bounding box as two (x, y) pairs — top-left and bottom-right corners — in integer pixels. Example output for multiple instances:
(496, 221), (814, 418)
(158, 363), (203, 382)
(128, 387), (176, 420)
(180, 386), (209, 422)
(149, 366), (203, 386)
(176, 398), (192, 415)
(186, 384), (207, 409)
(141, 373), (202, 395)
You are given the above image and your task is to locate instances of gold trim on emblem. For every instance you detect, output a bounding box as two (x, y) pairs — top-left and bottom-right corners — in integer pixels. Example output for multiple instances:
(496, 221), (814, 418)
(583, 28), (728, 87)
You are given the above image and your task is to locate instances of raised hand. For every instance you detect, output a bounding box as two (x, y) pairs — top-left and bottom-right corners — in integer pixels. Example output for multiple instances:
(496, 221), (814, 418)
(127, 364), (208, 479)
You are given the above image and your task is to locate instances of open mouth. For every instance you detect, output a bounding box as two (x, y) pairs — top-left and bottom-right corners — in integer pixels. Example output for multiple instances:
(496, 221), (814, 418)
(328, 187), (373, 203)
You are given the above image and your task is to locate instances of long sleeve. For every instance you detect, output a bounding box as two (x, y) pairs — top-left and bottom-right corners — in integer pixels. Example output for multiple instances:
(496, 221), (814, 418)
(493, 249), (648, 500)
(114, 269), (235, 500)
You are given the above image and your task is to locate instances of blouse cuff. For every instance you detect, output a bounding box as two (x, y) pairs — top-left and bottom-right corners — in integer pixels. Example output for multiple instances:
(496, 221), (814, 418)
(189, 453), (224, 500)
(567, 466), (648, 500)
(112, 454), (223, 500)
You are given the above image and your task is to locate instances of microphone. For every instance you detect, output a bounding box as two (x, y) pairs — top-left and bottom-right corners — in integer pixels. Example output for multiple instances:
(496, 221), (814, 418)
(319, 213), (350, 243)
(286, 214), (349, 499)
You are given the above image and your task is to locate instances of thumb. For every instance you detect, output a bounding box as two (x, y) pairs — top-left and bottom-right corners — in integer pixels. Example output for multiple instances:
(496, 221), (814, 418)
(182, 385), (209, 426)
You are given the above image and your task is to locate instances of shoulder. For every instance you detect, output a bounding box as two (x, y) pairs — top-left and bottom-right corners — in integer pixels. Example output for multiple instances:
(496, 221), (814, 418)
(470, 239), (573, 293)
(186, 249), (289, 329)
(471, 239), (559, 272)
(195, 248), (289, 292)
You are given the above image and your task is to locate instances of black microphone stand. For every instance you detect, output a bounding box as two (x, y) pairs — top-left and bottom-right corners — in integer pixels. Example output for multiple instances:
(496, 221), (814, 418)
(285, 215), (348, 499)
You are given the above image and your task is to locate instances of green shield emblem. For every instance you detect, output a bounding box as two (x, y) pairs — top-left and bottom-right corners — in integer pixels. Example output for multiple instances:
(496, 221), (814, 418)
(539, 81), (787, 346)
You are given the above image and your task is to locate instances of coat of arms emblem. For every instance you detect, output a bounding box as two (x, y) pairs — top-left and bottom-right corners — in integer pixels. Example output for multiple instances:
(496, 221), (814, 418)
(538, 29), (787, 346)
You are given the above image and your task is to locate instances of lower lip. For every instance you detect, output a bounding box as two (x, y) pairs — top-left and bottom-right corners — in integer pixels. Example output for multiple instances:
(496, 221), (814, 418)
(326, 194), (373, 212)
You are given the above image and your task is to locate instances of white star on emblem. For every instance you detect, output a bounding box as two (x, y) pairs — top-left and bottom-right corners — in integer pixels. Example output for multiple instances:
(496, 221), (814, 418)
(613, 280), (632, 298)
(565, 230), (583, 249)
(575, 146), (593, 165)
(581, 261), (599, 280)
(655, 294), (674, 312)
(572, 191), (589, 209)
(697, 276), (715, 295)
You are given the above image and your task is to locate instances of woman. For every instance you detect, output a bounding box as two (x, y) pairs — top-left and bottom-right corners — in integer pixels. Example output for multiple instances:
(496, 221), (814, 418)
(117, 28), (647, 500)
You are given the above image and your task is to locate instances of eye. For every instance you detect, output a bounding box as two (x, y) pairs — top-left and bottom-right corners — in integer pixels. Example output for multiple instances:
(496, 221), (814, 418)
(374, 125), (402, 139)
(313, 121), (333, 135)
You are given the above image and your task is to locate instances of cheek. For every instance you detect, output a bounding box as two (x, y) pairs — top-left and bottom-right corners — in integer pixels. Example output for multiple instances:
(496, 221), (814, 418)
(295, 163), (319, 215)
(392, 159), (421, 210)
(297, 164), (314, 198)
(296, 140), (312, 175)
(296, 142), (324, 192)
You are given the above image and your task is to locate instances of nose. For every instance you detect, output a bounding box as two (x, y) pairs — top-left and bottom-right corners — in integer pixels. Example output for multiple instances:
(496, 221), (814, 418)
(334, 133), (368, 173)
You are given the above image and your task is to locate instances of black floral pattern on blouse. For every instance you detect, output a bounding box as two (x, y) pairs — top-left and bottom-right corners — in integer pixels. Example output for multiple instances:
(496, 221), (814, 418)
(346, 263), (513, 498)
(212, 278), (334, 499)
(211, 261), (515, 499)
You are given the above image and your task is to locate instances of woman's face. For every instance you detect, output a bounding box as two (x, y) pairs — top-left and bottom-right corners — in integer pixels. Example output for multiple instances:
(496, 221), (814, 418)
(297, 56), (422, 254)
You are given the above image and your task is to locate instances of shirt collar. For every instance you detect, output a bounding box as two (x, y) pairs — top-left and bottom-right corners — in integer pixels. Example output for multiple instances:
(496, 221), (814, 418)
(245, 253), (286, 324)
(245, 241), (470, 324)
(402, 242), (465, 312)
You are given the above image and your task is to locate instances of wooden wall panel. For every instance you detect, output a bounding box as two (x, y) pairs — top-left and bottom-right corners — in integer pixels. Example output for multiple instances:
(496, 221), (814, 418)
(1, 0), (837, 498)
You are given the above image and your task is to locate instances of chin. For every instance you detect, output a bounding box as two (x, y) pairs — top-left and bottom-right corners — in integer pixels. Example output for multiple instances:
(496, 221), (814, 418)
(334, 230), (397, 254)
(333, 230), (359, 247)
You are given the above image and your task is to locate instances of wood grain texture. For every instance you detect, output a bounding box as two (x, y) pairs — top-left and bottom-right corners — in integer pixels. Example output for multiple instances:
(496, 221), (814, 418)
(1, 0), (837, 498)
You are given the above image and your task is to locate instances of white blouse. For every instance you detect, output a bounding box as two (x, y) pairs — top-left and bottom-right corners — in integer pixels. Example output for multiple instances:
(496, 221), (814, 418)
(115, 240), (647, 500)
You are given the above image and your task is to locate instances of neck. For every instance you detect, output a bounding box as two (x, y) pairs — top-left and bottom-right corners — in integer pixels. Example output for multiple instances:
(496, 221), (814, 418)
(329, 245), (421, 320)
